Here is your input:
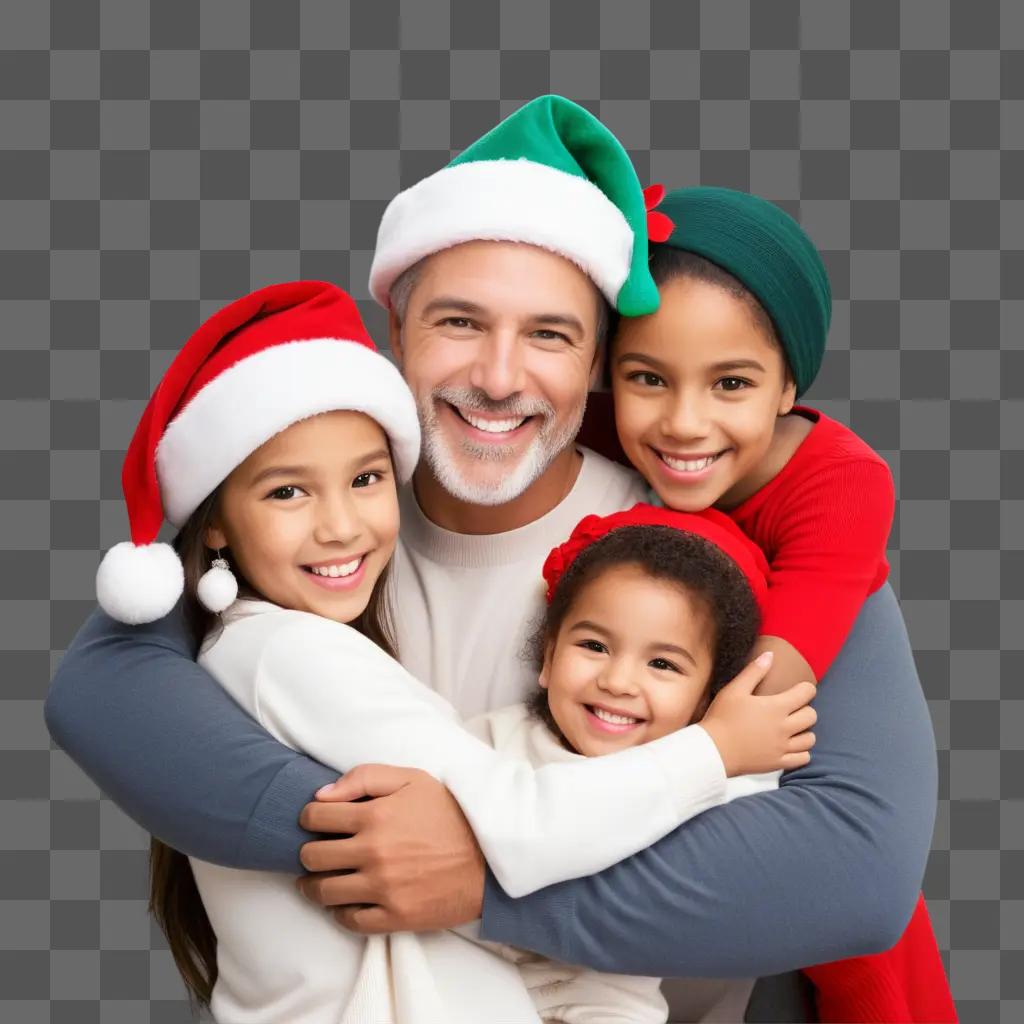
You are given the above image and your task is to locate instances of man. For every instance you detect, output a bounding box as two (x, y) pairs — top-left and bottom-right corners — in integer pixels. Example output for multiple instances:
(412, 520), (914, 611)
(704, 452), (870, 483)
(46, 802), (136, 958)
(46, 97), (936, 1020)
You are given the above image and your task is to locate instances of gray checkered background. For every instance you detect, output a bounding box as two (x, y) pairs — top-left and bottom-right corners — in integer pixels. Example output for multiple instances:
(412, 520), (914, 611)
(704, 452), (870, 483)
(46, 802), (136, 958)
(1, 0), (1020, 1020)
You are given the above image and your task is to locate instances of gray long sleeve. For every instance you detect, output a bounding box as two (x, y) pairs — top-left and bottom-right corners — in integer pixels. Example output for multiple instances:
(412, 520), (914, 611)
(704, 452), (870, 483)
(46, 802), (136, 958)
(44, 605), (335, 872)
(478, 585), (938, 977)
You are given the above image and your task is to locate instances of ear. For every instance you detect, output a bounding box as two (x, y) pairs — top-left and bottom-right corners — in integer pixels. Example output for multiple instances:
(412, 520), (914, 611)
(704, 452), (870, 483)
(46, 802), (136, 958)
(204, 520), (228, 552)
(387, 308), (404, 366)
(538, 640), (555, 689)
(588, 344), (605, 392)
(778, 372), (797, 416)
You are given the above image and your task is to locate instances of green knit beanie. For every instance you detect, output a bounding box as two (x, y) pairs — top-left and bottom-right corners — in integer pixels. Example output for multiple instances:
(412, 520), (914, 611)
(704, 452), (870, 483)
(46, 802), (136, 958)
(653, 187), (832, 396)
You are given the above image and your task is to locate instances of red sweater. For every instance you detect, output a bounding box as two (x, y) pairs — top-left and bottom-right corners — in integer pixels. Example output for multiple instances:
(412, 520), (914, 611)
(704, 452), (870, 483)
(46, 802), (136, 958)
(726, 407), (894, 681)
(577, 397), (956, 1022)
(727, 408), (955, 1024)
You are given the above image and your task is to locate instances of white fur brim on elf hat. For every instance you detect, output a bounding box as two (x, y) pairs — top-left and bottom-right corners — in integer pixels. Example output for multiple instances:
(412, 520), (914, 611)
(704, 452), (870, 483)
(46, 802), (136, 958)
(96, 281), (420, 625)
(369, 94), (662, 318)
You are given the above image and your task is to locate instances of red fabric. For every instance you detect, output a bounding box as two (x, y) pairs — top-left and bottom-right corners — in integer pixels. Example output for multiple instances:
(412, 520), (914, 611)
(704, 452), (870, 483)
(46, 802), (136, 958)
(121, 281), (374, 546)
(726, 407), (895, 681)
(804, 894), (958, 1023)
(541, 503), (769, 606)
(576, 398), (954, 1022)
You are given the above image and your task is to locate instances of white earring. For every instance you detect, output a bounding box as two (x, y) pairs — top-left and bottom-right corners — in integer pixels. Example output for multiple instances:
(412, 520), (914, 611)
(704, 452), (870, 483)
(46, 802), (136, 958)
(197, 550), (238, 613)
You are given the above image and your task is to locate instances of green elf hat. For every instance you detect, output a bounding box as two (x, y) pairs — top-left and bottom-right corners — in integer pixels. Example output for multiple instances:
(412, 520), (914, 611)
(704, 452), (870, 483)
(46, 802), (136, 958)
(652, 186), (832, 396)
(369, 95), (662, 317)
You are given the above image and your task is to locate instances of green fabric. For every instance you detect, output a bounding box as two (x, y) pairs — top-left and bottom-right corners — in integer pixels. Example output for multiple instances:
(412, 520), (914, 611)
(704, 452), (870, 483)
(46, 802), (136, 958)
(450, 95), (659, 316)
(656, 187), (832, 396)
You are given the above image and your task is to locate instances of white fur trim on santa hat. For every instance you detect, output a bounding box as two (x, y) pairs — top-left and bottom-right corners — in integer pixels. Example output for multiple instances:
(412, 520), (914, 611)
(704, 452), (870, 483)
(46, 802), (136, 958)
(96, 541), (184, 625)
(368, 158), (634, 308)
(156, 339), (421, 528)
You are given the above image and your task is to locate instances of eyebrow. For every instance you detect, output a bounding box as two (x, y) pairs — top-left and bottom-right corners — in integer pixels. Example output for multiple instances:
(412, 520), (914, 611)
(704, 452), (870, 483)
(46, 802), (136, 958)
(616, 352), (767, 375)
(420, 296), (487, 319)
(708, 359), (767, 374)
(650, 642), (698, 669)
(421, 298), (585, 338)
(249, 449), (390, 486)
(569, 620), (698, 669)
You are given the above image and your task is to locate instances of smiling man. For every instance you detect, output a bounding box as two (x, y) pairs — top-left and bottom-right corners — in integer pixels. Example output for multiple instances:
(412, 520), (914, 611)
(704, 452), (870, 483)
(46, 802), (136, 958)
(46, 96), (936, 1023)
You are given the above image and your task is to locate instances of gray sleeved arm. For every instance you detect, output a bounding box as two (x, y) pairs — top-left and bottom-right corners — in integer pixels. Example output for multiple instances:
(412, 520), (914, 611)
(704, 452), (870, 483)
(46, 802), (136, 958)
(44, 606), (336, 872)
(478, 585), (937, 977)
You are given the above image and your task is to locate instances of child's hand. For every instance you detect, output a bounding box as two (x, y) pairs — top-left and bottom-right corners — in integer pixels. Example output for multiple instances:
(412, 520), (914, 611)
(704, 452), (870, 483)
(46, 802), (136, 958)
(699, 652), (818, 777)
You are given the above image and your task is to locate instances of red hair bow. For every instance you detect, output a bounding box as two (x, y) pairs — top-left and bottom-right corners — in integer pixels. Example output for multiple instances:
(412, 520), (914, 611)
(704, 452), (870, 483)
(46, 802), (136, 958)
(541, 503), (769, 606)
(644, 183), (675, 243)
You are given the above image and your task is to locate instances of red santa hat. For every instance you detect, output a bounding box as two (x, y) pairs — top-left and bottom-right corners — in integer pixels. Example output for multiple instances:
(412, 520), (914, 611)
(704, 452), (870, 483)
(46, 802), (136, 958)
(542, 504), (770, 607)
(96, 280), (421, 625)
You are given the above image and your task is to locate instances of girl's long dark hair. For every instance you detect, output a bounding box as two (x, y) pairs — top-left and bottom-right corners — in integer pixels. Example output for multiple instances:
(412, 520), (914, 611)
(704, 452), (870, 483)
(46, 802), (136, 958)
(149, 488), (398, 1009)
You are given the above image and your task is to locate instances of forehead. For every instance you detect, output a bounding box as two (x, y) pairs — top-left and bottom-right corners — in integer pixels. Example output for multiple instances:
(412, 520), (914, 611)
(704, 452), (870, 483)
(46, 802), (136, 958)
(244, 411), (387, 466)
(414, 241), (602, 315)
(569, 564), (702, 632)
(614, 277), (783, 362)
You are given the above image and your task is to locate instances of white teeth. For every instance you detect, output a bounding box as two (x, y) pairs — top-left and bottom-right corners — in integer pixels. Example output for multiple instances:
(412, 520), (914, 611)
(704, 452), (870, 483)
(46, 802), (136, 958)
(591, 707), (640, 726)
(309, 558), (361, 578)
(661, 453), (718, 473)
(459, 408), (526, 434)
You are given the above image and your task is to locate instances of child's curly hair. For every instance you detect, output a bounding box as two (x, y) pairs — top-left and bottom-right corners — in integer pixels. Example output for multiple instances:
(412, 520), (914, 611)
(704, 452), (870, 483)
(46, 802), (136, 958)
(527, 524), (761, 739)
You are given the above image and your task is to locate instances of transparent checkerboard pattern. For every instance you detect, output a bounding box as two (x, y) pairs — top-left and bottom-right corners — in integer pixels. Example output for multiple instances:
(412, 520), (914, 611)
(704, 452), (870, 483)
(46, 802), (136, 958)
(1, 1), (1020, 1021)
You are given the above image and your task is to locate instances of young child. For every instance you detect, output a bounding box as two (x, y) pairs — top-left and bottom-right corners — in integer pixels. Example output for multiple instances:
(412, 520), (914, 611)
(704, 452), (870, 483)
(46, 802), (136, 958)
(608, 185), (956, 1023)
(481, 503), (801, 1023)
(99, 280), (814, 1023)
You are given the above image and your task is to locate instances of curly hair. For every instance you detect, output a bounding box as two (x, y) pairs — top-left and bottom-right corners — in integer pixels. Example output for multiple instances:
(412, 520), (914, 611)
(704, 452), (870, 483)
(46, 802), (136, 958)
(527, 524), (761, 739)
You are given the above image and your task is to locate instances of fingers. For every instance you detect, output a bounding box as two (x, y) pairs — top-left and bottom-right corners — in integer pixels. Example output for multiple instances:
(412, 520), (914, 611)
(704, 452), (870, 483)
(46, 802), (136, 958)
(316, 764), (421, 803)
(779, 750), (813, 771)
(724, 651), (775, 695)
(786, 705), (818, 734)
(787, 730), (816, 753)
(333, 905), (394, 935)
(297, 869), (377, 908)
(300, 835), (368, 873)
(300, 798), (372, 835)
(776, 679), (817, 712)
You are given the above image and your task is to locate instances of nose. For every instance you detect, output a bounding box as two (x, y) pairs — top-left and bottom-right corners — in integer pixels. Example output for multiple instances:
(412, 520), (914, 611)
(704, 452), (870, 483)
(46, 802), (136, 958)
(313, 491), (364, 547)
(597, 657), (640, 699)
(661, 391), (711, 443)
(467, 328), (527, 401)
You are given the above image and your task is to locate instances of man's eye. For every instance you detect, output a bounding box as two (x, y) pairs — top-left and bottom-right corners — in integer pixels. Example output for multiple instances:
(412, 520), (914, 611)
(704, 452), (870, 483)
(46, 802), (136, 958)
(532, 329), (570, 342)
(353, 471), (382, 488)
(441, 317), (474, 329)
(628, 371), (665, 387)
(715, 377), (751, 392)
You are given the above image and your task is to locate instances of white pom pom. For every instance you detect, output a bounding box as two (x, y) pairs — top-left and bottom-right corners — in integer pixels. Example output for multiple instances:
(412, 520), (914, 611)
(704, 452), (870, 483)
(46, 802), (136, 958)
(96, 541), (184, 625)
(197, 560), (238, 613)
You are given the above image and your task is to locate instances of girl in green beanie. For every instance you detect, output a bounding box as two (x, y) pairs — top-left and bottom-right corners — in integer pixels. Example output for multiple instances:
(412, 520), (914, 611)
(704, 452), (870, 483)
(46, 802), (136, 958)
(609, 185), (955, 1023)
(613, 184), (891, 695)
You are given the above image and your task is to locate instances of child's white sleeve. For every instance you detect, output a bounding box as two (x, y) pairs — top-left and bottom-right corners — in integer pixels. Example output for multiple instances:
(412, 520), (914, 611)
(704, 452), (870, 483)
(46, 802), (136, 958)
(221, 613), (728, 898)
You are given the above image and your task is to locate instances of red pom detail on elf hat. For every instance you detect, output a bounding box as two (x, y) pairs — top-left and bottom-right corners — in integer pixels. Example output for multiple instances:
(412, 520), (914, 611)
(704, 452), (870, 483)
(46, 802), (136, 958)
(644, 183), (675, 243)
(541, 504), (769, 606)
(97, 280), (420, 625)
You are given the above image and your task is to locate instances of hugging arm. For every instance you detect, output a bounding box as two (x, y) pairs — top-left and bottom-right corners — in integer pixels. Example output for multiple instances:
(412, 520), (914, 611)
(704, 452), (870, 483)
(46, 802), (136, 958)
(44, 606), (335, 872)
(479, 585), (937, 977)
(231, 614), (732, 897)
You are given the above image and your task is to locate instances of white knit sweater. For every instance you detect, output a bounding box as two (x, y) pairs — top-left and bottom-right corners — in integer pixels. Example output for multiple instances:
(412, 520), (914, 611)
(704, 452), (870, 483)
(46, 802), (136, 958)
(191, 600), (730, 1023)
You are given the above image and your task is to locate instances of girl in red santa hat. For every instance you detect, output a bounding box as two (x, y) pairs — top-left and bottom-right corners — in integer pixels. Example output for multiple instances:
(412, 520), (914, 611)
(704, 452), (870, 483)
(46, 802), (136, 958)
(99, 280), (814, 1023)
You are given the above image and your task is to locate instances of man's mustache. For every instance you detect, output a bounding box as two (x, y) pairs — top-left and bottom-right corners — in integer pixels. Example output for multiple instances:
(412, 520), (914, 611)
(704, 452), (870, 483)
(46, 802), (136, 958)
(430, 386), (553, 420)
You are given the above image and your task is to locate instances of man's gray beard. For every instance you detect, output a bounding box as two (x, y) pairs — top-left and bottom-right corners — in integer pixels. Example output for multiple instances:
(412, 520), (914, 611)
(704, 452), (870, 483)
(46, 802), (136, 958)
(417, 386), (588, 507)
